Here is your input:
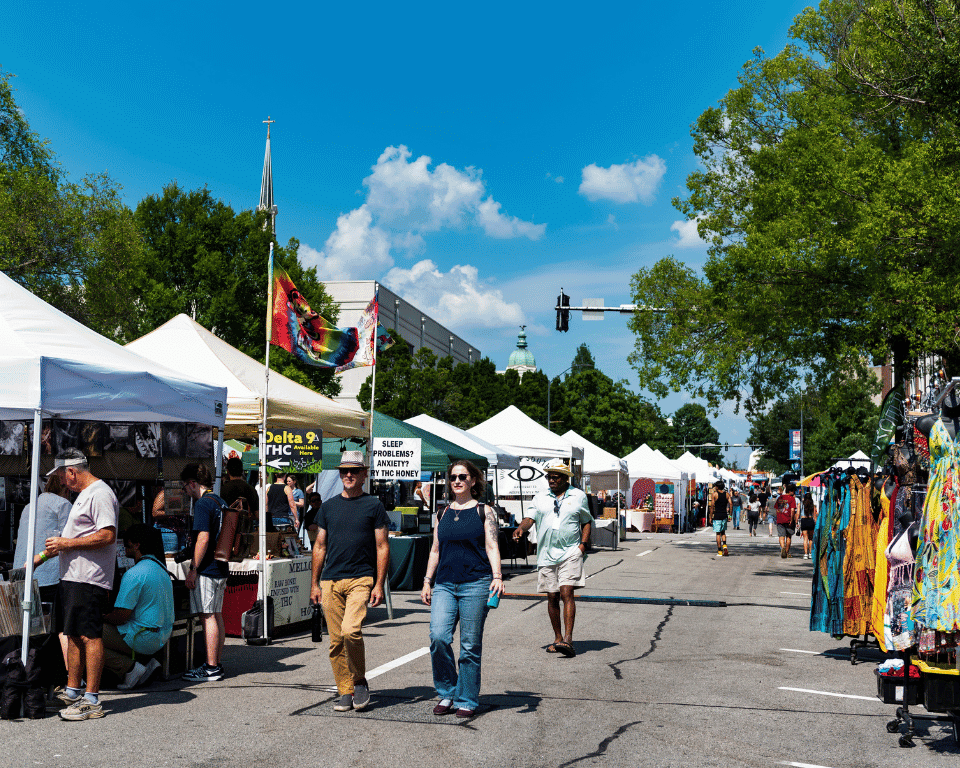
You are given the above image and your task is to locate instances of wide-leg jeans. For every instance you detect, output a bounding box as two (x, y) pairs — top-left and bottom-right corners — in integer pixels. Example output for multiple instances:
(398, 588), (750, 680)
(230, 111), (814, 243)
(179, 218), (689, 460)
(429, 577), (491, 711)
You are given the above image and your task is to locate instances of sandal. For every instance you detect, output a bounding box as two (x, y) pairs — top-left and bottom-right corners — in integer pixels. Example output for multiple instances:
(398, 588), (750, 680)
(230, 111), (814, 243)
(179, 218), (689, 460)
(554, 641), (576, 657)
(546, 643), (560, 653)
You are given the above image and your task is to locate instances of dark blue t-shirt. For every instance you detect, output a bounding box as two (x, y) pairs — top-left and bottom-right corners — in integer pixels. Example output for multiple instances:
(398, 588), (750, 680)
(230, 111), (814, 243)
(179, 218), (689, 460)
(317, 493), (389, 581)
(192, 493), (228, 578)
(436, 504), (493, 584)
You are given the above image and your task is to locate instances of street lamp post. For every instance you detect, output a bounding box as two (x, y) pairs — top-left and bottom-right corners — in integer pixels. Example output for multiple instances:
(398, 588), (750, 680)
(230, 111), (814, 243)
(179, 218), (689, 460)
(546, 364), (588, 431)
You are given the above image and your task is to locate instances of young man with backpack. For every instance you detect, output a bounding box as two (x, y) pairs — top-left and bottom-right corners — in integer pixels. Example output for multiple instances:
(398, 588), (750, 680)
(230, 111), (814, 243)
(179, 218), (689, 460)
(774, 484), (799, 559)
(180, 463), (228, 682)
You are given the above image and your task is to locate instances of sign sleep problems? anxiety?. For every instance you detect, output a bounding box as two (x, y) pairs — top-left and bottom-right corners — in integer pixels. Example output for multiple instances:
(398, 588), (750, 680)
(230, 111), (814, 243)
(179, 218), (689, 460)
(370, 437), (421, 480)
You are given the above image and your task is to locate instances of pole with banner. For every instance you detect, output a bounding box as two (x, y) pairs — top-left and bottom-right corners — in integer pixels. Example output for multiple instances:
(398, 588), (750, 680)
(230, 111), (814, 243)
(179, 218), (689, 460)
(256, 241), (274, 644)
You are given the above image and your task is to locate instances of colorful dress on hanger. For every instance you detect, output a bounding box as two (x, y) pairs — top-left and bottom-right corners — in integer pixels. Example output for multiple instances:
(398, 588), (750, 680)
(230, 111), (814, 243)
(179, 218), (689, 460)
(885, 522), (918, 650)
(870, 479), (894, 648)
(842, 476), (877, 637)
(810, 485), (847, 635)
(911, 420), (960, 634)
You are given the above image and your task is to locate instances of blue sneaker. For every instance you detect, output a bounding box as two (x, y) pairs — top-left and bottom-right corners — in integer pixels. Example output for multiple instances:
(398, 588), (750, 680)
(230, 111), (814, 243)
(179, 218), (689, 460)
(182, 664), (223, 682)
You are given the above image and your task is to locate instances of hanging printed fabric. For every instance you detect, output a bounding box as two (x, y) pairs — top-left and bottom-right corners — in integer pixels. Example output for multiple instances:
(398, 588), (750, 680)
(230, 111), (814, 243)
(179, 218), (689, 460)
(271, 265), (359, 368)
(871, 383), (904, 467)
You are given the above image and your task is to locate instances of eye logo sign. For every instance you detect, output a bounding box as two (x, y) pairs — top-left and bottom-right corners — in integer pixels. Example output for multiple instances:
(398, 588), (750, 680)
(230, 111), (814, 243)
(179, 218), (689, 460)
(507, 465), (545, 483)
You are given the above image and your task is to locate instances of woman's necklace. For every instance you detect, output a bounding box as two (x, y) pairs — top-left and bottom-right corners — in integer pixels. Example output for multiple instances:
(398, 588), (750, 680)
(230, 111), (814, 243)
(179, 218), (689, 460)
(451, 499), (476, 522)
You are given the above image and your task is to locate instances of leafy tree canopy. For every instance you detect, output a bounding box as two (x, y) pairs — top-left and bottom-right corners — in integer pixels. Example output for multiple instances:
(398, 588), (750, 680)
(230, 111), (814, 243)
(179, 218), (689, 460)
(671, 403), (722, 464)
(628, 0), (960, 412)
(133, 183), (341, 395)
(1, 69), (146, 340)
(571, 343), (596, 371)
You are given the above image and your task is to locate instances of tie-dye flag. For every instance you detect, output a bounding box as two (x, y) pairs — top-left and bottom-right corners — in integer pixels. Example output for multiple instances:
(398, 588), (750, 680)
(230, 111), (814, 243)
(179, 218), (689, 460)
(336, 292), (382, 373)
(271, 265), (359, 368)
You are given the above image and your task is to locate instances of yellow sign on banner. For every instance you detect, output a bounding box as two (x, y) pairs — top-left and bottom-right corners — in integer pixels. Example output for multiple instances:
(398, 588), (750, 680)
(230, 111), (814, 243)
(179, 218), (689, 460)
(264, 429), (323, 473)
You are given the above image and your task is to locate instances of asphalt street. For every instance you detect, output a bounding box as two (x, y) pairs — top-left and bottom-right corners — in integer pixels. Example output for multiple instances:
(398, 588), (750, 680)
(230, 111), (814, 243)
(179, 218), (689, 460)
(6, 527), (959, 768)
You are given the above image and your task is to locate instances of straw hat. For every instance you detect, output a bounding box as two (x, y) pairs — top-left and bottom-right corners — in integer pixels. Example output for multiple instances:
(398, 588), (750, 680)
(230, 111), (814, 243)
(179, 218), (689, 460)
(542, 459), (574, 477)
(337, 450), (368, 469)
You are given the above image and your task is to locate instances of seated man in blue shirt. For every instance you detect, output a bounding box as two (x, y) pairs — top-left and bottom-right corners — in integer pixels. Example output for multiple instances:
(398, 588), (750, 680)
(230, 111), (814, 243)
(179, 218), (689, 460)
(102, 524), (175, 690)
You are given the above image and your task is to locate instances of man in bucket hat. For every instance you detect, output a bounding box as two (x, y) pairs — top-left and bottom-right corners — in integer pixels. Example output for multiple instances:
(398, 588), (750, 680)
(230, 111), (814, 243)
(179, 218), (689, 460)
(35, 448), (118, 721)
(513, 459), (591, 657)
(310, 451), (390, 712)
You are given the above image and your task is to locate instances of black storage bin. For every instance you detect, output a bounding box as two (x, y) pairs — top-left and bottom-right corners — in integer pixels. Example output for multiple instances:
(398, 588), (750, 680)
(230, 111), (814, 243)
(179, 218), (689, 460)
(876, 670), (924, 705)
(923, 672), (960, 713)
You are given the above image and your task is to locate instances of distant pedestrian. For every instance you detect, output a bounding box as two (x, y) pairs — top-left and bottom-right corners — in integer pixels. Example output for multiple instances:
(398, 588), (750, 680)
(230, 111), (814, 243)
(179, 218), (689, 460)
(709, 480), (730, 556)
(799, 493), (816, 559)
(774, 484), (799, 558)
(758, 485), (773, 536)
(746, 493), (761, 536)
(513, 459), (591, 657)
(731, 489), (742, 530)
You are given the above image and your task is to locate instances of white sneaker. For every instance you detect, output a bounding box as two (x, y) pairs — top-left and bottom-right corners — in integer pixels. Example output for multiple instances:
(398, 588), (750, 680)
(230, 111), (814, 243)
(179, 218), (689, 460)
(118, 662), (147, 690)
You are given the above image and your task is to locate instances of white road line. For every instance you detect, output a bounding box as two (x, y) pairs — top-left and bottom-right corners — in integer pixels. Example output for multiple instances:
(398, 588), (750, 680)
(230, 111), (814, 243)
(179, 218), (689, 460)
(365, 647), (430, 680)
(636, 550), (653, 557)
(780, 762), (837, 768)
(779, 686), (876, 701)
(780, 591), (808, 596)
(780, 648), (849, 658)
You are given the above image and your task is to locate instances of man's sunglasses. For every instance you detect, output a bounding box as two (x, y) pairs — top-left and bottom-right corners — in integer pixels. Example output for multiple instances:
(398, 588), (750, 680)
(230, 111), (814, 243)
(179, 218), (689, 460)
(338, 467), (364, 476)
(450, 473), (471, 482)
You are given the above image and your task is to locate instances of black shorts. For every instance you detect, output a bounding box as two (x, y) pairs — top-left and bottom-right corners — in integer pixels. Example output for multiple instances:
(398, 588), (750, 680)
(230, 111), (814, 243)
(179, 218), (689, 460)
(60, 581), (111, 639)
(800, 518), (815, 532)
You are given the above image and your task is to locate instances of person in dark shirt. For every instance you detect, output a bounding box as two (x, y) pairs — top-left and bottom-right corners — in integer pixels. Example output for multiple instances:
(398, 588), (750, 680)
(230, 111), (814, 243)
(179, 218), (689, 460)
(180, 463), (228, 683)
(710, 480), (730, 556)
(310, 452), (389, 713)
(219, 457), (259, 517)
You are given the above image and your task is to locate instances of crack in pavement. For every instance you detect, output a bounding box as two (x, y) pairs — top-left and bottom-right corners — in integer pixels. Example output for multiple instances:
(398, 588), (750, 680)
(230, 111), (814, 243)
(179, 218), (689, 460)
(556, 720), (643, 768)
(585, 558), (624, 579)
(607, 603), (674, 680)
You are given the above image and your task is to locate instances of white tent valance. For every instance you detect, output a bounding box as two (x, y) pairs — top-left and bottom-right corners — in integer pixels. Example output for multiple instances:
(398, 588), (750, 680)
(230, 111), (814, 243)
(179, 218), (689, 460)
(467, 405), (584, 462)
(126, 314), (368, 439)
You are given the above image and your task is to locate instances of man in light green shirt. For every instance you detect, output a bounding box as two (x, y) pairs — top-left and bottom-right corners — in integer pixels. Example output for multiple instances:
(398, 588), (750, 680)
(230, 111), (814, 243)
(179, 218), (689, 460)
(514, 459), (592, 657)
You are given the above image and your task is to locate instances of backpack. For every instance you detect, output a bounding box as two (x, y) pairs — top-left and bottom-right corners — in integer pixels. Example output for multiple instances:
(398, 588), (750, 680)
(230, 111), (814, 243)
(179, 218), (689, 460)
(213, 495), (255, 562)
(775, 496), (794, 525)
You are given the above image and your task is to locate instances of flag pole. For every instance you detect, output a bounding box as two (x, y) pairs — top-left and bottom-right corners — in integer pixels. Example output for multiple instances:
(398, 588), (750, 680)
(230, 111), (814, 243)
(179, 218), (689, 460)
(257, 240), (274, 643)
(366, 286), (378, 494)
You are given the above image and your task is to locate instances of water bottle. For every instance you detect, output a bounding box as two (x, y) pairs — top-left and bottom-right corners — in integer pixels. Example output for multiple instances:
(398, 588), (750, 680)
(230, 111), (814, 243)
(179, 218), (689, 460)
(311, 603), (324, 642)
(487, 590), (500, 609)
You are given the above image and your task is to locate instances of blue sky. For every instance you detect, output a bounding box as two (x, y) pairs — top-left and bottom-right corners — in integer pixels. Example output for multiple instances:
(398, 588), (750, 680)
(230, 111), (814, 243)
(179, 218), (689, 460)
(5, 0), (812, 467)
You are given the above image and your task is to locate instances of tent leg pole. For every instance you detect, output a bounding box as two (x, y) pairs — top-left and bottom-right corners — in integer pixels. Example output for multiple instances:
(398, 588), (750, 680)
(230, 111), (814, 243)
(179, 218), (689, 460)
(20, 408), (43, 667)
(213, 429), (224, 495)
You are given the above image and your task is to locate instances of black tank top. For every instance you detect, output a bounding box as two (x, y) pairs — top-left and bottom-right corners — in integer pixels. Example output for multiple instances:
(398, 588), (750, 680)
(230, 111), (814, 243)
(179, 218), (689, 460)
(267, 484), (290, 518)
(713, 491), (729, 520)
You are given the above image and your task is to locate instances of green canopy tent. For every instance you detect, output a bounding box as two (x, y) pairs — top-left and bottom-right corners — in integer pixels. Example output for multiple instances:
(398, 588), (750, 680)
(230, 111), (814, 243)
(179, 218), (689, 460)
(370, 411), (488, 472)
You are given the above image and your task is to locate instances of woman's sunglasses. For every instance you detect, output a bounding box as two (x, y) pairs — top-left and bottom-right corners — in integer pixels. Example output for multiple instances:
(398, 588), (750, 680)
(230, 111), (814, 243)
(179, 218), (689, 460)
(450, 473), (471, 482)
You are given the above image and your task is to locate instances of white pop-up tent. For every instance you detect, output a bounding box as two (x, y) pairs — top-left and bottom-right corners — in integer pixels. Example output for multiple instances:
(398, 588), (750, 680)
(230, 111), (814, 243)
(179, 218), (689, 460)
(406, 414), (520, 471)
(468, 405), (584, 520)
(621, 444), (691, 531)
(0, 273), (228, 663)
(126, 314), (368, 439)
(561, 430), (627, 495)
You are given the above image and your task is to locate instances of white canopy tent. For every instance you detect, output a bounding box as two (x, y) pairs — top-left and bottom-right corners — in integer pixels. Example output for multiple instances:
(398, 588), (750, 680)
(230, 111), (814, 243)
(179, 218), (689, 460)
(673, 451), (718, 483)
(621, 444), (691, 531)
(468, 405), (584, 520)
(126, 314), (368, 439)
(561, 430), (627, 494)
(405, 414), (520, 471)
(0, 273), (227, 664)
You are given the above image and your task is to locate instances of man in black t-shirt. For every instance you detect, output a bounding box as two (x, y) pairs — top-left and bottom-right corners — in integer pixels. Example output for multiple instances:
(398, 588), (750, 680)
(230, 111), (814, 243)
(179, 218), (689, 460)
(709, 480), (730, 556)
(310, 451), (389, 713)
(220, 457), (259, 517)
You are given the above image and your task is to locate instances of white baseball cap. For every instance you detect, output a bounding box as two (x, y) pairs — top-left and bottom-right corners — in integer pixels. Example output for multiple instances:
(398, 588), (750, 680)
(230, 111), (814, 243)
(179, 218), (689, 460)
(45, 455), (87, 477)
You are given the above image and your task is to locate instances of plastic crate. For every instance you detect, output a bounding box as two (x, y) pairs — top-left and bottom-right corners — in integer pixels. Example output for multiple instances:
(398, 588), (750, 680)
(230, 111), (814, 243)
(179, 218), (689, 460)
(923, 672), (960, 713)
(876, 670), (923, 705)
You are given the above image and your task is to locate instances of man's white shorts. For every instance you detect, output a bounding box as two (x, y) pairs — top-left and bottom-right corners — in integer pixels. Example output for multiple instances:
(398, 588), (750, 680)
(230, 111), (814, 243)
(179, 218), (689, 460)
(190, 575), (227, 614)
(537, 551), (585, 593)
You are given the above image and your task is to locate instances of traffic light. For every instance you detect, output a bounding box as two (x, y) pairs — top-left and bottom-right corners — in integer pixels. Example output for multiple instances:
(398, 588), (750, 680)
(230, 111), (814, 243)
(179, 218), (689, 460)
(556, 291), (570, 332)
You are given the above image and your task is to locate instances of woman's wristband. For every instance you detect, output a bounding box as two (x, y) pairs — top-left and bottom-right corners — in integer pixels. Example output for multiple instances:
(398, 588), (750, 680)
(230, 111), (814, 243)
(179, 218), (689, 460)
(38, 552), (49, 564)
(423, 576), (433, 585)
(492, 574), (502, 579)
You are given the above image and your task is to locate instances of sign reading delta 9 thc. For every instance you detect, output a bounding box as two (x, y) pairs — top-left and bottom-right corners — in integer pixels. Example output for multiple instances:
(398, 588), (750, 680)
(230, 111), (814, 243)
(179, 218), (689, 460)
(370, 438), (421, 480)
(264, 429), (323, 473)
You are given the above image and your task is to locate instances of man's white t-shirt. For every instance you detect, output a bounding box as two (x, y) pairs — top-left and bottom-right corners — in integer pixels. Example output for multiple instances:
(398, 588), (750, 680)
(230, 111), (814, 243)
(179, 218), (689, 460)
(60, 479), (119, 590)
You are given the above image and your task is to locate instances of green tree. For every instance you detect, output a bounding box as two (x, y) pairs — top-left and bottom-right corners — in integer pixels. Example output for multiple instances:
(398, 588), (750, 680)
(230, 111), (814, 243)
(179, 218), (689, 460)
(571, 343), (596, 371)
(672, 403), (721, 464)
(1, 69), (146, 341)
(627, 0), (960, 411)
(133, 183), (340, 395)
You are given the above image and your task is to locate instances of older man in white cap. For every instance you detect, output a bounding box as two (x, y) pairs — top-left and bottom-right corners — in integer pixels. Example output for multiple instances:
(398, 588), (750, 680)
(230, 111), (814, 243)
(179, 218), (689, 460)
(513, 459), (592, 657)
(34, 448), (118, 721)
(309, 451), (390, 712)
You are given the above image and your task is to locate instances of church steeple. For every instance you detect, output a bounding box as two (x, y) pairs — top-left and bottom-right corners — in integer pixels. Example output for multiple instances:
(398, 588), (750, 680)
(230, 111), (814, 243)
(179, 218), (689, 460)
(257, 116), (278, 235)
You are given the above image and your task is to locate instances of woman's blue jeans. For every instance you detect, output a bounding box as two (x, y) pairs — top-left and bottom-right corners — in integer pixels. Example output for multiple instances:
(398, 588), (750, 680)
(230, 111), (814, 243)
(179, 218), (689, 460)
(429, 577), (491, 711)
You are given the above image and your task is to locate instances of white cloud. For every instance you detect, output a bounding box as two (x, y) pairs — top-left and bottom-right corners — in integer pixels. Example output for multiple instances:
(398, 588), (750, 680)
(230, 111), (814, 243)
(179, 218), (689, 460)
(554, 175), (564, 184)
(606, 214), (618, 230)
(670, 216), (707, 248)
(578, 155), (666, 204)
(383, 260), (525, 331)
(300, 145), (544, 287)
(298, 205), (392, 280)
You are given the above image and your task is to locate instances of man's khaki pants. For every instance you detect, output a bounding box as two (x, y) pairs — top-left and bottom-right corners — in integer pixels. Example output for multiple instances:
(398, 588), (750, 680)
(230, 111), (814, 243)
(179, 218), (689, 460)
(320, 577), (373, 695)
(102, 624), (136, 677)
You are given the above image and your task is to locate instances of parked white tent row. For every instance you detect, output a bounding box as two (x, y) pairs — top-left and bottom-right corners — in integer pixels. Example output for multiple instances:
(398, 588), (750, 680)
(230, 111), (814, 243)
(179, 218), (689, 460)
(1, 273), (228, 664)
(406, 414), (520, 470)
(468, 405), (583, 462)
